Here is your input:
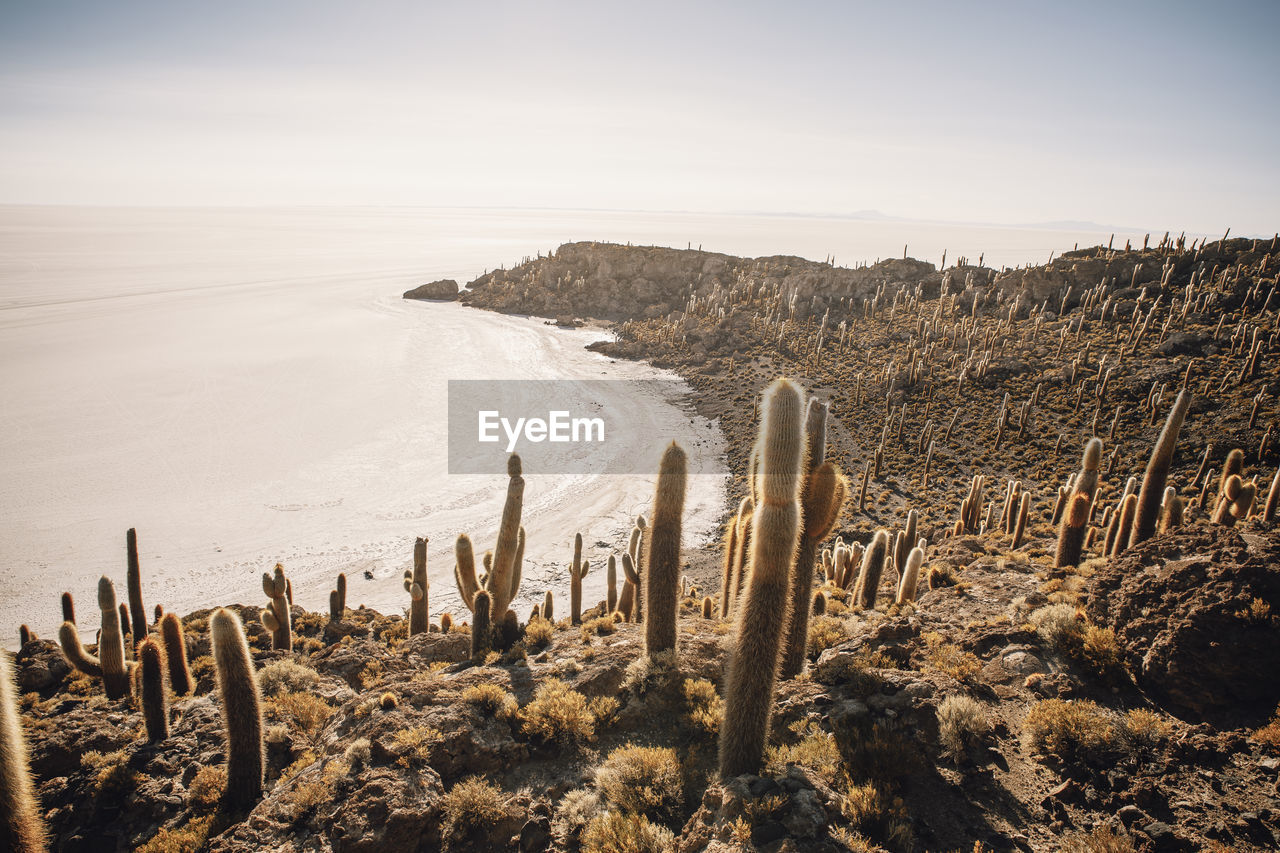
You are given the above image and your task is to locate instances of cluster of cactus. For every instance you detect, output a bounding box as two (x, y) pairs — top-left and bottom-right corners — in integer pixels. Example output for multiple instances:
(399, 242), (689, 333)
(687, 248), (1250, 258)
(260, 563), (292, 651)
(454, 455), (526, 649)
(1054, 438), (1102, 568)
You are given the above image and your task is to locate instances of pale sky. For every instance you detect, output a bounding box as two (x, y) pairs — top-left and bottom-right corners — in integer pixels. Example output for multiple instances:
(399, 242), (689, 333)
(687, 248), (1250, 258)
(1, 0), (1276, 233)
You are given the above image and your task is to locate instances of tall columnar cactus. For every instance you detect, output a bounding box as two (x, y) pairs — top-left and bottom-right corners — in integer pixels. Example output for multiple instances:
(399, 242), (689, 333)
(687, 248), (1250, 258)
(781, 399), (847, 678)
(160, 613), (193, 696)
(722, 498), (754, 617)
(719, 378), (804, 779)
(1159, 486), (1184, 534)
(620, 551), (640, 621)
(404, 537), (429, 636)
(1265, 465), (1280, 524)
(895, 546), (925, 605)
(0, 649), (46, 853)
(1055, 493), (1092, 568)
(1110, 494), (1138, 558)
(606, 554), (618, 614)
(542, 590), (554, 623)
(455, 534), (479, 608)
(1129, 389), (1191, 548)
(1011, 491), (1031, 549)
(61, 592), (75, 625)
(489, 455), (525, 621)
(644, 442), (688, 657)
(1076, 437), (1104, 503)
(471, 590), (492, 659)
(330, 573), (347, 623)
(719, 515), (739, 618)
(138, 638), (169, 743)
(853, 530), (891, 609)
(260, 563), (292, 651)
(570, 532), (589, 625)
(126, 528), (148, 643)
(894, 508), (918, 571)
(97, 577), (129, 700)
(210, 608), (263, 811)
(58, 621), (101, 677)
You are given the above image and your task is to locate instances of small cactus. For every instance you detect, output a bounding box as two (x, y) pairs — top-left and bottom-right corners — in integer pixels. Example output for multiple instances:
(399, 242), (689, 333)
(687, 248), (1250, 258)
(160, 613), (193, 696)
(1055, 493), (1091, 568)
(440, 612), (453, 634)
(97, 577), (129, 700)
(702, 596), (714, 618)
(569, 533), (588, 625)
(606, 554), (618, 614)
(1011, 492), (1031, 549)
(543, 590), (554, 623)
(138, 638), (169, 743)
(853, 530), (891, 609)
(895, 546), (925, 605)
(403, 537), (429, 636)
(812, 590), (827, 615)
(471, 590), (492, 659)
(1110, 493), (1138, 557)
(260, 563), (292, 652)
(329, 572), (347, 623)
(211, 608), (264, 811)
(58, 621), (102, 678)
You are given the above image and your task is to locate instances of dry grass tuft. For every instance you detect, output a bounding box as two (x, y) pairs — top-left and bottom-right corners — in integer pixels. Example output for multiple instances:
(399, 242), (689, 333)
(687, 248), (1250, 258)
(594, 744), (683, 823)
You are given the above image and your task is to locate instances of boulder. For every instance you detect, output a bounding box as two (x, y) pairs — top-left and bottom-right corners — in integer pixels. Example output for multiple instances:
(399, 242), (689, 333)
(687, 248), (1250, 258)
(402, 279), (459, 301)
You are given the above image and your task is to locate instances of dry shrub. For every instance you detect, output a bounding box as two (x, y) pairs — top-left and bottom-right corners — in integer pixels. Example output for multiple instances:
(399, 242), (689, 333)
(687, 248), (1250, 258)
(839, 781), (912, 852)
(936, 694), (989, 761)
(524, 617), (555, 648)
(266, 691), (334, 742)
(186, 765), (225, 810)
(520, 678), (595, 743)
(391, 725), (443, 768)
(1252, 706), (1280, 750)
(257, 658), (319, 697)
(136, 815), (216, 853)
(923, 632), (982, 681)
(1029, 603), (1084, 650)
(1079, 625), (1126, 682)
(1023, 699), (1117, 757)
(1060, 824), (1137, 852)
(594, 744), (683, 824)
(682, 677), (723, 735)
(765, 720), (841, 781)
(581, 812), (675, 853)
(807, 615), (852, 659)
(581, 616), (616, 639)
(442, 776), (511, 840)
(1121, 709), (1172, 752)
(460, 683), (518, 721)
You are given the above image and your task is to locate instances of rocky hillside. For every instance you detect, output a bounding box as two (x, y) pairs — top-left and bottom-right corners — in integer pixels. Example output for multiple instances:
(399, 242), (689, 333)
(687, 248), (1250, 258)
(5, 233), (1279, 853)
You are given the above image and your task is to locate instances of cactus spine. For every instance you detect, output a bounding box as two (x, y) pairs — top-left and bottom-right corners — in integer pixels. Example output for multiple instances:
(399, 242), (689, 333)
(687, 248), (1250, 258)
(159, 613), (192, 696)
(570, 532), (588, 625)
(645, 442), (688, 657)
(719, 378), (804, 779)
(0, 650), (46, 853)
(781, 399), (847, 678)
(126, 527), (148, 644)
(138, 638), (169, 743)
(404, 537), (429, 636)
(210, 608), (263, 811)
(471, 590), (492, 659)
(895, 546), (925, 605)
(1129, 389), (1190, 548)
(97, 577), (129, 700)
(260, 563), (292, 651)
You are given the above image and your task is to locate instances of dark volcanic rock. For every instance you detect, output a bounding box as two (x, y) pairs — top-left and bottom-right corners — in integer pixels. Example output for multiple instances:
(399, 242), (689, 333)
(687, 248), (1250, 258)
(1085, 526), (1280, 726)
(403, 279), (459, 301)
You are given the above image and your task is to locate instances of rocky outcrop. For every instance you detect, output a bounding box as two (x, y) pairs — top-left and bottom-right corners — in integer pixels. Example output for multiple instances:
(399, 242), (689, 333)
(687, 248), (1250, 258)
(402, 279), (459, 301)
(1086, 526), (1280, 726)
